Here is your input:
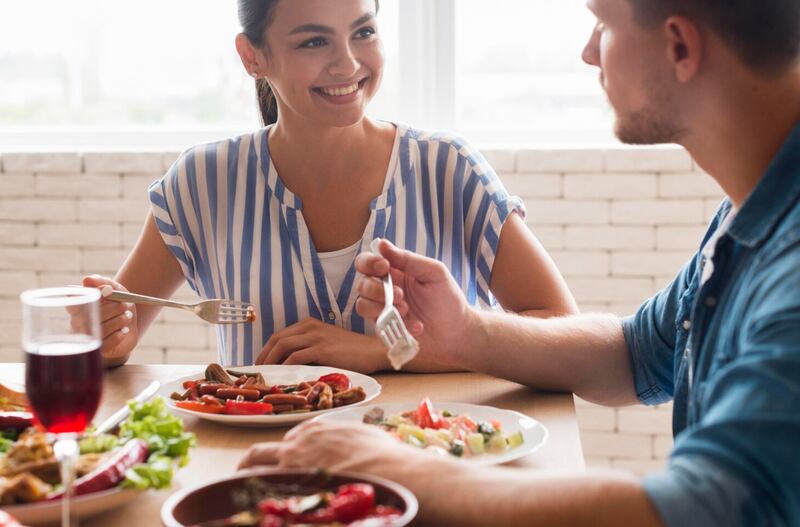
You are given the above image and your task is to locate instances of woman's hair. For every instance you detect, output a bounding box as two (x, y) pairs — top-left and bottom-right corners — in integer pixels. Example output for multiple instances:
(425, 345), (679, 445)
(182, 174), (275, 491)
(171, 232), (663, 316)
(237, 0), (380, 126)
(238, 0), (281, 125)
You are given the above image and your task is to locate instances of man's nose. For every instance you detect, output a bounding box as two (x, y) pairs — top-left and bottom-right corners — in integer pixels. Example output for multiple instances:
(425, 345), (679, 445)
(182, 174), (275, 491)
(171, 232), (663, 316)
(582, 27), (600, 67)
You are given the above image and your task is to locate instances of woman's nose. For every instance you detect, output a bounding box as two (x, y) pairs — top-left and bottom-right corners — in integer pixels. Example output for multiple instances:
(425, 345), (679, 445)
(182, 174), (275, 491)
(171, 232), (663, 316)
(328, 45), (359, 77)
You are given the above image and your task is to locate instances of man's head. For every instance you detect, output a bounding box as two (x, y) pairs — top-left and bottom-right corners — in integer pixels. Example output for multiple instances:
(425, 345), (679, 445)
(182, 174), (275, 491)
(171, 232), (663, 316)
(582, 0), (800, 145)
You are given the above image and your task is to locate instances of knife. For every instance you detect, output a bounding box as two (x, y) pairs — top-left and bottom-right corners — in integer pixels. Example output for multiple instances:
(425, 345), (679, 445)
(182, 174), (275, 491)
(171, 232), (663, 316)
(95, 380), (161, 435)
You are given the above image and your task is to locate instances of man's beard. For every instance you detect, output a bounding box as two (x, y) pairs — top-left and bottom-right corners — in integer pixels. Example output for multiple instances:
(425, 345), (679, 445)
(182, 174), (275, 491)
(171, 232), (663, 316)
(612, 77), (685, 145)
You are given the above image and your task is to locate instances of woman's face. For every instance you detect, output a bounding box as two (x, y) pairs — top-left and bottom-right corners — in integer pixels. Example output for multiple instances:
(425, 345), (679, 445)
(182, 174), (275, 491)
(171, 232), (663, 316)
(261, 0), (384, 128)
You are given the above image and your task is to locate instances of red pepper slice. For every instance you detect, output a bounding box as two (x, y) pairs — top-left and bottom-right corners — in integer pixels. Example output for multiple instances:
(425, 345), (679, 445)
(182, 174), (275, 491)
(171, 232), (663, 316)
(175, 400), (226, 414)
(317, 373), (351, 392)
(223, 400), (274, 415)
(0, 411), (34, 431)
(48, 439), (149, 499)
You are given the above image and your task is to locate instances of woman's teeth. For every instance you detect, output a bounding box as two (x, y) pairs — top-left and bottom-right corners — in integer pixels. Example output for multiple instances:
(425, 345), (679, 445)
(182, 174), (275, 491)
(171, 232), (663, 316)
(319, 82), (360, 97)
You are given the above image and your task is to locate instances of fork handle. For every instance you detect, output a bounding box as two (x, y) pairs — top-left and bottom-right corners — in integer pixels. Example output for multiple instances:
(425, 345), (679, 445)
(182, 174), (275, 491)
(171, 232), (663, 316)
(99, 285), (193, 311)
(370, 239), (394, 305)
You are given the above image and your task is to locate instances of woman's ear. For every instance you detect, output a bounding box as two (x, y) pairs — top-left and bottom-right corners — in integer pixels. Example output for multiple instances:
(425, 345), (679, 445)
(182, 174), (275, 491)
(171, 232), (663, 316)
(235, 33), (262, 78)
(664, 16), (702, 83)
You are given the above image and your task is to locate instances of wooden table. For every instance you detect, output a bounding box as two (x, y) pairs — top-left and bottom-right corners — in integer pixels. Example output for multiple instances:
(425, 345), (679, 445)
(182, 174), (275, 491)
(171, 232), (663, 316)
(1, 364), (584, 526)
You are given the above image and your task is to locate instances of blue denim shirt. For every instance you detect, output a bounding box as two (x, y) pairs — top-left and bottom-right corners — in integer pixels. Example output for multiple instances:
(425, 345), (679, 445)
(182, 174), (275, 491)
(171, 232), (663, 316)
(622, 123), (800, 527)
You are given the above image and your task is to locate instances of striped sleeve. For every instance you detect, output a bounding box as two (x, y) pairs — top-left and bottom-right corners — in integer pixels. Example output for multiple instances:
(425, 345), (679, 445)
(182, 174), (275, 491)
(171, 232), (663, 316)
(457, 139), (526, 306)
(148, 149), (202, 293)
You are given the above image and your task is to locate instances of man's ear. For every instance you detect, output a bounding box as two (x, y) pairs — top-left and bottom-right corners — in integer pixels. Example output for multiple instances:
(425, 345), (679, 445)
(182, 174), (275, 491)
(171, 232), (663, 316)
(664, 16), (702, 83)
(235, 33), (264, 78)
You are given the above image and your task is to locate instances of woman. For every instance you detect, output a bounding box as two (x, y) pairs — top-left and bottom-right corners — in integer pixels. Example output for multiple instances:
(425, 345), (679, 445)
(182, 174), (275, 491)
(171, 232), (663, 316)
(86, 0), (577, 370)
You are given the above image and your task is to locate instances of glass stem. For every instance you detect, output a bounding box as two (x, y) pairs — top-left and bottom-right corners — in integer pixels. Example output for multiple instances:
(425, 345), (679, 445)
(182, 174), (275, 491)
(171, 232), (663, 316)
(54, 436), (80, 527)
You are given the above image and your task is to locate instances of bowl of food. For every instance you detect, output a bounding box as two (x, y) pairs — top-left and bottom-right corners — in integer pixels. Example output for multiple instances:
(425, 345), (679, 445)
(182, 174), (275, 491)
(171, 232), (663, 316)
(161, 467), (418, 527)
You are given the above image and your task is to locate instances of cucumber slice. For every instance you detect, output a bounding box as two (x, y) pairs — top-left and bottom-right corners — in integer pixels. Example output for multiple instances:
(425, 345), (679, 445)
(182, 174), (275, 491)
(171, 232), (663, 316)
(397, 424), (426, 444)
(488, 432), (509, 453)
(506, 431), (525, 448)
(466, 432), (485, 455)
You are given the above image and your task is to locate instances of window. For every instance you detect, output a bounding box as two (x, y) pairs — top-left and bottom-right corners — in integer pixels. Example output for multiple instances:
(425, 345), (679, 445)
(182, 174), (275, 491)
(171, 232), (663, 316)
(454, 0), (614, 144)
(0, 1), (612, 147)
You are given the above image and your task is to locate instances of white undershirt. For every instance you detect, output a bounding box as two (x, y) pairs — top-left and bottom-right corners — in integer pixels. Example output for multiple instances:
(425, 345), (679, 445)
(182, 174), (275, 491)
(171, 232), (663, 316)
(318, 239), (362, 295)
(700, 209), (737, 285)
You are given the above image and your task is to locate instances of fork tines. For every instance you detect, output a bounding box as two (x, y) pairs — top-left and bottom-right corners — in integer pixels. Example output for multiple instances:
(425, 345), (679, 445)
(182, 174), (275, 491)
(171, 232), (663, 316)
(217, 303), (256, 324)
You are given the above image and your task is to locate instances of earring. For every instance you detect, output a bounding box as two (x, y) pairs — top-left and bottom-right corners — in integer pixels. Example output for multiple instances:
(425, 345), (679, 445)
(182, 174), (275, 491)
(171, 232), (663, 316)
(250, 71), (259, 79)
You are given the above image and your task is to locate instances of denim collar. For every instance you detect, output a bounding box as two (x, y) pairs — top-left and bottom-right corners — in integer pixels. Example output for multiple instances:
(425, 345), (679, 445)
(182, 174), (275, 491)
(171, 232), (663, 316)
(727, 122), (800, 248)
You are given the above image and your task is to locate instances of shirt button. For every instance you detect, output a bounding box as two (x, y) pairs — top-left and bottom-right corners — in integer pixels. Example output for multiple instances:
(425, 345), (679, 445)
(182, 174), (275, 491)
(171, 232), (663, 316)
(705, 297), (718, 307)
(327, 311), (336, 321)
(682, 320), (692, 331)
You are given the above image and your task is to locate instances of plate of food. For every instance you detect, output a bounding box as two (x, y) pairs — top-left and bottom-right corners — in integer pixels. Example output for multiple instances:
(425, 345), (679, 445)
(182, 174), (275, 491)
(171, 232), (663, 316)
(161, 467), (417, 527)
(313, 398), (548, 466)
(158, 364), (381, 427)
(0, 396), (195, 526)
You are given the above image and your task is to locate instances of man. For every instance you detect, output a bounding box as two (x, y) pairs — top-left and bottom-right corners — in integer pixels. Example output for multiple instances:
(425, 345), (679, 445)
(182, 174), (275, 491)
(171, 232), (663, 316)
(239, 0), (800, 525)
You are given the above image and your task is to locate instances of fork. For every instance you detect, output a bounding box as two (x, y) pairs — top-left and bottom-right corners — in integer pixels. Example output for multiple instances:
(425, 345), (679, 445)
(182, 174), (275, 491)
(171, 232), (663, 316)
(369, 239), (419, 370)
(99, 285), (255, 324)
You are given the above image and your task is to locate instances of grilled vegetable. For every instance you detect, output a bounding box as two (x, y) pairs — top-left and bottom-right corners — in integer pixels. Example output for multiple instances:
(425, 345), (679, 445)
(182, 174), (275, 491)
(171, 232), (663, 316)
(47, 439), (148, 499)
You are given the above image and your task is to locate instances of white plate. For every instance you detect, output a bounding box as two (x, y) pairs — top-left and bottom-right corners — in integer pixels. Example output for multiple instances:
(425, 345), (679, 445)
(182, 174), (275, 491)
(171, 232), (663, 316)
(313, 402), (548, 466)
(158, 365), (381, 427)
(1, 487), (141, 526)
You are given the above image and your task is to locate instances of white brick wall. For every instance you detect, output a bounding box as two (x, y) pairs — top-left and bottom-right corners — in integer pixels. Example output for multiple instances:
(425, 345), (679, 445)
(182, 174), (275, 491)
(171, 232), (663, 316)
(0, 146), (725, 477)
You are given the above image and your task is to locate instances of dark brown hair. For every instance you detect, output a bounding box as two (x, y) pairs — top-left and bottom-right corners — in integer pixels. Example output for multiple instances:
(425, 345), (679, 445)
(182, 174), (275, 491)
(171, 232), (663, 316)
(630, 0), (800, 76)
(237, 0), (380, 126)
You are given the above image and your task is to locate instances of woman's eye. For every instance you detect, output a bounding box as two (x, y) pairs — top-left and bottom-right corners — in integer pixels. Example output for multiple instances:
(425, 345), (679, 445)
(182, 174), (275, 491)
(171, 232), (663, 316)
(299, 37), (327, 49)
(354, 26), (376, 39)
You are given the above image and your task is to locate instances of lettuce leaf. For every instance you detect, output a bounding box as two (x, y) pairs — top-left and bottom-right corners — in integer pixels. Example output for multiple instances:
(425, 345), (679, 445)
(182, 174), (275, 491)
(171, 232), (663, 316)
(118, 396), (196, 489)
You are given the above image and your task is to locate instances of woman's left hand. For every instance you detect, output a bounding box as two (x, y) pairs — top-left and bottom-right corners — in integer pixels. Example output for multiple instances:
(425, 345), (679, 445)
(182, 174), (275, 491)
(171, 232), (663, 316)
(255, 318), (389, 373)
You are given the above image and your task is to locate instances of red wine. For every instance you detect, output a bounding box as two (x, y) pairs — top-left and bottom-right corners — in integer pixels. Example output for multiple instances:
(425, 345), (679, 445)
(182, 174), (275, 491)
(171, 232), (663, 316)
(25, 337), (103, 434)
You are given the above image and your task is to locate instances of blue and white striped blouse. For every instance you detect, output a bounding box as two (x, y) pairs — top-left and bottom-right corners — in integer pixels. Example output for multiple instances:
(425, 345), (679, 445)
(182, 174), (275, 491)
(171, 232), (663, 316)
(149, 124), (525, 366)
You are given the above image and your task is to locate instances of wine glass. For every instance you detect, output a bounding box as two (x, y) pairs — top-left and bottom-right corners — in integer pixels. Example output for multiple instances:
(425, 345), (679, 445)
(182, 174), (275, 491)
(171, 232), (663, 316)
(21, 287), (104, 527)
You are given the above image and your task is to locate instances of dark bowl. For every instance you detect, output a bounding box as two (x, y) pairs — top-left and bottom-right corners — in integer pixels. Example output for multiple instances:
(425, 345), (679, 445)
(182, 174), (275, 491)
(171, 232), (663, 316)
(161, 467), (418, 526)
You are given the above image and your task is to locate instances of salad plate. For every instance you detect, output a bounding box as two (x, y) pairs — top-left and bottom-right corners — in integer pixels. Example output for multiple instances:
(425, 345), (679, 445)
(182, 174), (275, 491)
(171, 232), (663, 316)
(158, 365), (381, 427)
(314, 401), (548, 466)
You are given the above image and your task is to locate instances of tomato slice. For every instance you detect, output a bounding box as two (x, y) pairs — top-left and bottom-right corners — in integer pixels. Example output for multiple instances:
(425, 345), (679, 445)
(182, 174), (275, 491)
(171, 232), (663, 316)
(317, 373), (351, 392)
(175, 400), (225, 414)
(416, 398), (440, 429)
(330, 483), (375, 522)
(223, 400), (274, 415)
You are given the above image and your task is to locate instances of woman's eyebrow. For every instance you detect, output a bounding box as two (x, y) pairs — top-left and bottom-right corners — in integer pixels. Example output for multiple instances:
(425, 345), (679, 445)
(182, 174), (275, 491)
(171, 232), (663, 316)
(350, 13), (375, 29)
(288, 23), (334, 35)
(287, 13), (375, 36)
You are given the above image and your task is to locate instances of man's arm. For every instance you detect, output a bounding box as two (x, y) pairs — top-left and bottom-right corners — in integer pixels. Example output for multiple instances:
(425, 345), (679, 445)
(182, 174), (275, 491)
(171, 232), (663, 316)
(396, 456), (662, 527)
(356, 240), (649, 406)
(467, 310), (637, 406)
(239, 422), (664, 527)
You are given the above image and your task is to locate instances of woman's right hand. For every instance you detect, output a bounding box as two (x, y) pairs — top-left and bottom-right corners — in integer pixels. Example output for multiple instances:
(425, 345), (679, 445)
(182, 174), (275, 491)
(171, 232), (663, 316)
(82, 275), (138, 367)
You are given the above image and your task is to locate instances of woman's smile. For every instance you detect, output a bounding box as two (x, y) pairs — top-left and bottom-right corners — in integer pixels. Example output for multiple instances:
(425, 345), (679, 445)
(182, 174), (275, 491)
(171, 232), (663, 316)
(313, 78), (368, 104)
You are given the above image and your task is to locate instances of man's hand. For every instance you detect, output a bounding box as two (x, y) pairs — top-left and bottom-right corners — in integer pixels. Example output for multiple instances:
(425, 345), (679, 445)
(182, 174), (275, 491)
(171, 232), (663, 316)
(354, 239), (478, 366)
(238, 421), (433, 475)
(255, 318), (390, 373)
